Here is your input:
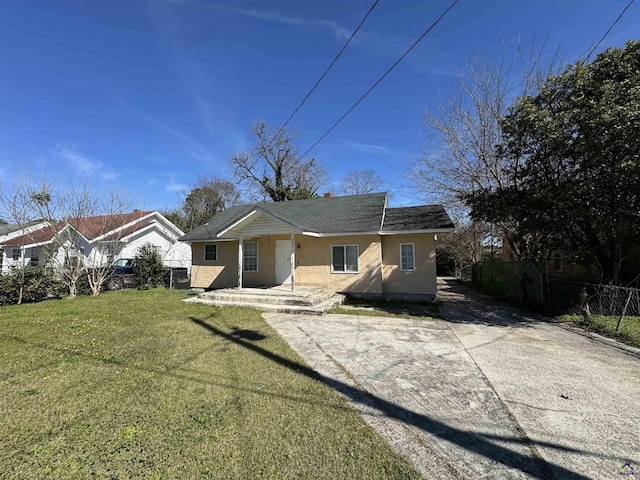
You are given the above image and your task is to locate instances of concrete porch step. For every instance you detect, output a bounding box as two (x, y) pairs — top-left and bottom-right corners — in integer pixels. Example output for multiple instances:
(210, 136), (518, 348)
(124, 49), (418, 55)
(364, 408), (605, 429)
(197, 287), (337, 307)
(183, 293), (345, 315)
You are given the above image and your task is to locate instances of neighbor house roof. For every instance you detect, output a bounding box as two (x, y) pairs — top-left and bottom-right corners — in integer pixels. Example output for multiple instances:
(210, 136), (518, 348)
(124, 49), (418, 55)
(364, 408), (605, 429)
(3, 211), (153, 248)
(0, 221), (47, 237)
(180, 193), (453, 242)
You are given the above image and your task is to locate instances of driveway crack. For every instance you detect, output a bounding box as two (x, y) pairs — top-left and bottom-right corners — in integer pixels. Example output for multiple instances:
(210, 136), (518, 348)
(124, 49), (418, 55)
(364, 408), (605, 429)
(446, 321), (556, 480)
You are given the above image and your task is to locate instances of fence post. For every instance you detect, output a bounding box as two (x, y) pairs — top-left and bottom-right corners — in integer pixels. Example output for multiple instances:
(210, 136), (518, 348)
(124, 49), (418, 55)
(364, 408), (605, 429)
(616, 290), (632, 332)
(580, 287), (591, 320)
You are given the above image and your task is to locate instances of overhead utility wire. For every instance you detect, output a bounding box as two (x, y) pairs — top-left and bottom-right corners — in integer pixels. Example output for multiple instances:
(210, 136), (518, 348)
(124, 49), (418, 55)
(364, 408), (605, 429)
(299, 0), (460, 160)
(585, 0), (634, 61)
(264, 0), (380, 151)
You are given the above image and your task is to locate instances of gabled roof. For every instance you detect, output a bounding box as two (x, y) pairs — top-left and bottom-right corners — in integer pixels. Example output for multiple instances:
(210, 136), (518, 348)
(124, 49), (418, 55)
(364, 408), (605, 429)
(180, 193), (453, 242)
(3, 210), (154, 248)
(0, 221), (47, 237)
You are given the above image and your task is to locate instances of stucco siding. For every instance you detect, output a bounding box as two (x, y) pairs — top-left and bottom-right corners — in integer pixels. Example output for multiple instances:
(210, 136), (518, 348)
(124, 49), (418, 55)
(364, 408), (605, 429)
(242, 235), (290, 286)
(381, 233), (436, 296)
(190, 241), (238, 289)
(295, 235), (383, 294)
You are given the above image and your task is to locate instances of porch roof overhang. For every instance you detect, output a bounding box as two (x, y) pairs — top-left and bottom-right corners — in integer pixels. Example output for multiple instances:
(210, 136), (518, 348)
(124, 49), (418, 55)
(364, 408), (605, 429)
(217, 207), (303, 239)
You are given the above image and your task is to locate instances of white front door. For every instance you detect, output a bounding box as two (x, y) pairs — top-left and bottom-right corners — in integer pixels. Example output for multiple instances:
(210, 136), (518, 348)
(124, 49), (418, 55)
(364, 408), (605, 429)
(275, 240), (292, 285)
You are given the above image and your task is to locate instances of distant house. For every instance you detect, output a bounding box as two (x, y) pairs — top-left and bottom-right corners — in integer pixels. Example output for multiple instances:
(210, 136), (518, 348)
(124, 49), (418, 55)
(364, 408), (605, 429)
(179, 192), (454, 301)
(0, 221), (50, 273)
(1, 211), (191, 274)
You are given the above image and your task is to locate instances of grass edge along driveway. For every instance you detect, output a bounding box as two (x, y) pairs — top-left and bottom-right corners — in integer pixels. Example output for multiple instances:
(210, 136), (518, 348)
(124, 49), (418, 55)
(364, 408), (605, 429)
(0, 289), (421, 480)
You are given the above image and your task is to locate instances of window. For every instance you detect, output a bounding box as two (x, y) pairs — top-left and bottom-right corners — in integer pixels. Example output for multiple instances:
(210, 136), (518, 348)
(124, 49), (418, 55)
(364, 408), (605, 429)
(243, 242), (258, 272)
(12, 248), (21, 261)
(331, 245), (359, 273)
(400, 243), (415, 271)
(204, 244), (217, 261)
(30, 247), (40, 267)
(105, 244), (118, 264)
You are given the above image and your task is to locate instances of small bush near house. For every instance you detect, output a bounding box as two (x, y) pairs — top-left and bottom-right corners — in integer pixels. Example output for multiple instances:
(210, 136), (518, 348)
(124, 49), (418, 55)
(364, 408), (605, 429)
(0, 266), (67, 306)
(133, 243), (163, 290)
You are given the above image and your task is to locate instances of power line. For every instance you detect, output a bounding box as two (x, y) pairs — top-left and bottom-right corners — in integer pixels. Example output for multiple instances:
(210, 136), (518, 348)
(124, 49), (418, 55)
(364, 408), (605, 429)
(585, 0), (634, 61)
(299, 0), (460, 160)
(265, 0), (379, 150)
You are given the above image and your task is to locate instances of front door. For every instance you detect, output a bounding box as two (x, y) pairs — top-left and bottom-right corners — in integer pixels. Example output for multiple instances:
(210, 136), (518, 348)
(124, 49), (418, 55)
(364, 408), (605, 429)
(275, 240), (292, 284)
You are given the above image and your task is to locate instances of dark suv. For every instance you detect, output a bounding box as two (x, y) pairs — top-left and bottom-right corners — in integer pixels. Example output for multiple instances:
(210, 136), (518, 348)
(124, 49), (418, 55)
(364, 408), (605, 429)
(104, 258), (136, 290)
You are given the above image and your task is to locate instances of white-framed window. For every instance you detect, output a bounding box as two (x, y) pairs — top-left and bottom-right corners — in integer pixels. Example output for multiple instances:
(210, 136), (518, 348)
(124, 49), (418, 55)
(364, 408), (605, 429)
(243, 242), (258, 272)
(105, 244), (118, 264)
(30, 247), (40, 267)
(400, 243), (415, 271)
(204, 244), (217, 261)
(12, 248), (21, 261)
(331, 245), (359, 273)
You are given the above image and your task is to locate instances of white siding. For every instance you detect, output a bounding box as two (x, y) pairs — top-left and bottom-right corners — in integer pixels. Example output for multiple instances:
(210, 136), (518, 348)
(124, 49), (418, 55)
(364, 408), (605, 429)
(233, 214), (296, 236)
(119, 226), (191, 271)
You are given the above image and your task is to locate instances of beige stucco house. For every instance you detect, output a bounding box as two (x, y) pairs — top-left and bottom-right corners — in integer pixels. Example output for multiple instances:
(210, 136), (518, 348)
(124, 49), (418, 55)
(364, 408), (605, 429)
(179, 192), (453, 301)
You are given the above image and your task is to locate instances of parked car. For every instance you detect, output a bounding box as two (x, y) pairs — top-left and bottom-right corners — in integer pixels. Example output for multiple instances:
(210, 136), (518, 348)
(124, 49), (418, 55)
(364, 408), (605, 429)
(104, 258), (136, 291)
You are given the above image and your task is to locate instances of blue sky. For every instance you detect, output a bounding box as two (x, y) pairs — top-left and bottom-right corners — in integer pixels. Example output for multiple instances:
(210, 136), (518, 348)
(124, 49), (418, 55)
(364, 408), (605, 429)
(1, 0), (638, 210)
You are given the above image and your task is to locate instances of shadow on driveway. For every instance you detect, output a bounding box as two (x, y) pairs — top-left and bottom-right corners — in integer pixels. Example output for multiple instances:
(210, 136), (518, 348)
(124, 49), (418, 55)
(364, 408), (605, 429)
(190, 314), (590, 480)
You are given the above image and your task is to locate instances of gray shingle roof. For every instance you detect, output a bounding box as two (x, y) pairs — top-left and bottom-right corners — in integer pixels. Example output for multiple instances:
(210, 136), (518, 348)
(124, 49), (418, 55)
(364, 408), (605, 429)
(179, 193), (453, 242)
(382, 206), (454, 232)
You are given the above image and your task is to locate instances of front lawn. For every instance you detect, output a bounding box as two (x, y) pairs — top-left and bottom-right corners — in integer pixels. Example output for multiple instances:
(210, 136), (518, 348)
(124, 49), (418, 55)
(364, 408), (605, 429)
(556, 314), (640, 349)
(0, 289), (420, 479)
(329, 295), (440, 320)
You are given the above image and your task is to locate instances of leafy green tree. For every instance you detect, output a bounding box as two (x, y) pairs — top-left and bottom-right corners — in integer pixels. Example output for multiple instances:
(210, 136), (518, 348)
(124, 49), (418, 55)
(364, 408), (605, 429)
(467, 41), (640, 283)
(162, 175), (240, 233)
(133, 243), (164, 290)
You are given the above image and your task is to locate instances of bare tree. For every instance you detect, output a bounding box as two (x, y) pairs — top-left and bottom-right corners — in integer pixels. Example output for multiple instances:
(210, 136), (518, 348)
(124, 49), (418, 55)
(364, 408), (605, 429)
(407, 36), (560, 267)
(231, 120), (326, 202)
(340, 169), (384, 196)
(1, 175), (132, 297)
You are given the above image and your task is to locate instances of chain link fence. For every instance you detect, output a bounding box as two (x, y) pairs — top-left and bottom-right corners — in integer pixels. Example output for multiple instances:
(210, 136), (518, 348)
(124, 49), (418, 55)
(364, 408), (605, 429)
(472, 260), (640, 320)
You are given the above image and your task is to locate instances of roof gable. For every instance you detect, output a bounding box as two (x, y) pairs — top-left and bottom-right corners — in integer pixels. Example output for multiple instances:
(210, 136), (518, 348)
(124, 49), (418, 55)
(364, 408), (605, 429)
(2, 211), (156, 248)
(180, 193), (387, 241)
(179, 193), (454, 242)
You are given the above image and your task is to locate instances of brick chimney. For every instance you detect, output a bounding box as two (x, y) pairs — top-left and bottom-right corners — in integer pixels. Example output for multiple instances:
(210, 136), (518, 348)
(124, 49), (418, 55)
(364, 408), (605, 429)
(323, 192), (332, 198)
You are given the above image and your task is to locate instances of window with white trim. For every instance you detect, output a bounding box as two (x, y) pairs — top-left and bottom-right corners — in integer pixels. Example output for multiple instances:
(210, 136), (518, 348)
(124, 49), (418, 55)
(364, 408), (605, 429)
(30, 247), (40, 267)
(204, 244), (217, 261)
(12, 248), (21, 261)
(400, 243), (415, 271)
(331, 245), (359, 273)
(243, 242), (258, 272)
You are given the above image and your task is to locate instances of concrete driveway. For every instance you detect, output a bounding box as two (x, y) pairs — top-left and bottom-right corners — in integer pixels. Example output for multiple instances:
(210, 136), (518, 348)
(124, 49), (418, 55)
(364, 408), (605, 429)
(263, 279), (640, 479)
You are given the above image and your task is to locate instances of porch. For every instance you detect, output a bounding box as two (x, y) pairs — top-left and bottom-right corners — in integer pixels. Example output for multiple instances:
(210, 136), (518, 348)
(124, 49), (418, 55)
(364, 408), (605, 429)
(183, 285), (345, 315)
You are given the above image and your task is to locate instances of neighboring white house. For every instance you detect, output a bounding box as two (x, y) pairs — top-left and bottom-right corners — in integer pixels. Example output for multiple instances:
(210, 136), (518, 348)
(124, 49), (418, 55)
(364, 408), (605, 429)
(0, 211), (191, 274)
(0, 220), (51, 273)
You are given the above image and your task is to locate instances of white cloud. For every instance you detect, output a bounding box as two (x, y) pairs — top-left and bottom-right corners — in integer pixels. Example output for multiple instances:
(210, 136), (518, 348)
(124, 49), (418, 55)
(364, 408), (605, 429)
(165, 181), (188, 192)
(55, 146), (120, 181)
(342, 141), (406, 156)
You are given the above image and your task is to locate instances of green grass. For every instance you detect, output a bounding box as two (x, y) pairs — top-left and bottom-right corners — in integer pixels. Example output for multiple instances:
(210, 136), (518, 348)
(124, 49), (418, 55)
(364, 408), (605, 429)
(556, 314), (640, 349)
(329, 295), (440, 320)
(0, 289), (420, 479)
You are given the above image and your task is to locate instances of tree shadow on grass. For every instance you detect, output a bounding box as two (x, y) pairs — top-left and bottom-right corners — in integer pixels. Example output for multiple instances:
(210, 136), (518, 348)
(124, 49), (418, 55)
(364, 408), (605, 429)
(190, 315), (592, 480)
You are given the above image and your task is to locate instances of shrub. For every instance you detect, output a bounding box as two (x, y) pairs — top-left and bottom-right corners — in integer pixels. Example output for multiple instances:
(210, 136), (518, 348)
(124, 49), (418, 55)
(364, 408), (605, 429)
(0, 266), (67, 306)
(133, 243), (164, 290)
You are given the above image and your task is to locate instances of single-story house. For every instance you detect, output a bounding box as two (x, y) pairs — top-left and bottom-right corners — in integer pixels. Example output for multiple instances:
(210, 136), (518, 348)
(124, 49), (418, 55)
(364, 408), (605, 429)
(179, 192), (454, 301)
(1, 210), (191, 273)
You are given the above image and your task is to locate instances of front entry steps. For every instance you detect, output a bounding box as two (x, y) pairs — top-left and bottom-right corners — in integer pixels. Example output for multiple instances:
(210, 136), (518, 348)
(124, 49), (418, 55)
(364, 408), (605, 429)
(182, 286), (345, 315)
